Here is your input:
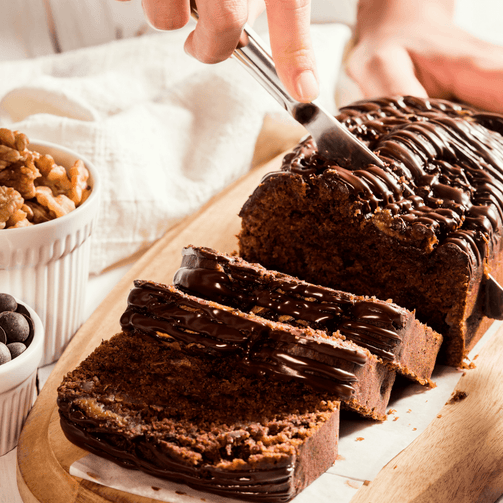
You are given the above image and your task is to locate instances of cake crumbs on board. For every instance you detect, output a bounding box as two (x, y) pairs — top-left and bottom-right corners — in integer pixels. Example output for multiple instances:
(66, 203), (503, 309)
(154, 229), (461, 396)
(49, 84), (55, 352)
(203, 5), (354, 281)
(447, 390), (468, 404)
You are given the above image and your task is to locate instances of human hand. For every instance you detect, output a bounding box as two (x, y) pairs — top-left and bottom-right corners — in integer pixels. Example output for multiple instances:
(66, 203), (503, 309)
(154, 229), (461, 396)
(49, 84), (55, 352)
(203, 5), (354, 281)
(138, 0), (319, 103)
(347, 0), (503, 113)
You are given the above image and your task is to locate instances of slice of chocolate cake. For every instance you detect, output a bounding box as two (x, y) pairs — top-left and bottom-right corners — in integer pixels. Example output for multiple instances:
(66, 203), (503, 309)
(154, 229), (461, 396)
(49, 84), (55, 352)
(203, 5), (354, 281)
(120, 280), (396, 420)
(57, 331), (340, 502)
(238, 96), (503, 367)
(173, 245), (442, 386)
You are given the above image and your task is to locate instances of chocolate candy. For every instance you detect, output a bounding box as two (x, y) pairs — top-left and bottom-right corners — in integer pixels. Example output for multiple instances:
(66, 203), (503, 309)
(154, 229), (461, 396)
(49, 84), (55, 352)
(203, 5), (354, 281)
(0, 312), (30, 343)
(7, 342), (26, 359)
(0, 293), (17, 313)
(0, 294), (36, 366)
(0, 343), (11, 365)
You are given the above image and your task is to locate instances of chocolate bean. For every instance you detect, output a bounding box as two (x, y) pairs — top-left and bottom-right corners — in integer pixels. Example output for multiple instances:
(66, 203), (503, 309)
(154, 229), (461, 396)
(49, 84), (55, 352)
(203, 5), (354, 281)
(7, 342), (26, 359)
(21, 314), (35, 348)
(0, 343), (12, 365)
(0, 294), (36, 357)
(0, 311), (30, 343)
(0, 293), (17, 313)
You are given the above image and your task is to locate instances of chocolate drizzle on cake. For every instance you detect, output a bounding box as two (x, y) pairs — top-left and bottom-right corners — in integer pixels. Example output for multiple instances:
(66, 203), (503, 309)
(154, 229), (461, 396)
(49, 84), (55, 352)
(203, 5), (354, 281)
(120, 280), (369, 400)
(173, 246), (404, 362)
(280, 96), (503, 268)
(57, 331), (340, 502)
(173, 246), (442, 386)
(58, 404), (300, 501)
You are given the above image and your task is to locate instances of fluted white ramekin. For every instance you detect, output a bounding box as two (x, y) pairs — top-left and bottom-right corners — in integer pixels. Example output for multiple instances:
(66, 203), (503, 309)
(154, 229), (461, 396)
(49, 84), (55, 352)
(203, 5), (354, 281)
(0, 298), (44, 455)
(0, 140), (101, 366)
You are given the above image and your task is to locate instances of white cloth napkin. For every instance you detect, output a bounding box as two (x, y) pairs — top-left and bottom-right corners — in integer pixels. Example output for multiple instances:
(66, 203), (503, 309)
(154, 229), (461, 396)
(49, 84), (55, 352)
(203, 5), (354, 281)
(0, 23), (351, 275)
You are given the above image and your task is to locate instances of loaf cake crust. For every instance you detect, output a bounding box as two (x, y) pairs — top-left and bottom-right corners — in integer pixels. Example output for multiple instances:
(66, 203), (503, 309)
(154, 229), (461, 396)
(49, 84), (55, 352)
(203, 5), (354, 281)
(173, 245), (442, 385)
(120, 280), (396, 420)
(238, 96), (503, 366)
(57, 331), (339, 502)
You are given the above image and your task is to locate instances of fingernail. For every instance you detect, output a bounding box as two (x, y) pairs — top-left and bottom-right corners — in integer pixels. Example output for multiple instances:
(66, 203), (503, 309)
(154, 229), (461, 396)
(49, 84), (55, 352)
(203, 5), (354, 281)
(141, 0), (157, 30)
(296, 71), (319, 102)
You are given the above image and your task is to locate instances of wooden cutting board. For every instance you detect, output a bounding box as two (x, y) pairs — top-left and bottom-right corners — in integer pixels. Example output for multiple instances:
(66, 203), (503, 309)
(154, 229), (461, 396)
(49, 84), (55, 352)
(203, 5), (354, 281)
(16, 143), (503, 503)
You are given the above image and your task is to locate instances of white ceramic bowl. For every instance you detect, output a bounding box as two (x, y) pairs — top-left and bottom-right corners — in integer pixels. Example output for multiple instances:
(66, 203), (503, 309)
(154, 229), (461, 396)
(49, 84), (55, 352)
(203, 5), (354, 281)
(0, 298), (44, 455)
(0, 140), (101, 366)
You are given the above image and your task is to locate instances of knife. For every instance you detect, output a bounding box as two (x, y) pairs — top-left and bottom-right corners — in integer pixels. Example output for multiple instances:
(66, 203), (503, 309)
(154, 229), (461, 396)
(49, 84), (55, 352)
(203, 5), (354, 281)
(485, 274), (503, 320)
(190, 5), (384, 169)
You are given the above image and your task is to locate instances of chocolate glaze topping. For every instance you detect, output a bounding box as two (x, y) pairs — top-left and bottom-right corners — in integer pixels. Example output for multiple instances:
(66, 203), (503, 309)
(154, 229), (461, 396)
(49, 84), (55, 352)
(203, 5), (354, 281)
(279, 96), (503, 267)
(57, 406), (299, 502)
(120, 280), (368, 399)
(173, 246), (404, 362)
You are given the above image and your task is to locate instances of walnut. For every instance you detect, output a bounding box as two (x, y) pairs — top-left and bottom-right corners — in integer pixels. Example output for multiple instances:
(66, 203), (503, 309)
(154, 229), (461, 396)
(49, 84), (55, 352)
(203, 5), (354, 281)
(35, 186), (76, 218)
(0, 128), (92, 230)
(0, 186), (23, 229)
(67, 160), (90, 205)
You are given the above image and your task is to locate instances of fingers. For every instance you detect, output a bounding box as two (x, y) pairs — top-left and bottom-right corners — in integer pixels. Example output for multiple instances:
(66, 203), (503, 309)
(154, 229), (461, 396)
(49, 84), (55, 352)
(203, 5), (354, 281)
(453, 68), (503, 114)
(420, 44), (503, 114)
(141, 0), (316, 103)
(265, 0), (318, 102)
(347, 43), (428, 99)
(142, 0), (190, 30)
(184, 0), (249, 64)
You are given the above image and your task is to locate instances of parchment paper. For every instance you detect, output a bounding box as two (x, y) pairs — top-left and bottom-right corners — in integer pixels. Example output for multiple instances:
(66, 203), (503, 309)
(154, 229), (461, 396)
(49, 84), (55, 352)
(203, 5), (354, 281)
(69, 322), (500, 502)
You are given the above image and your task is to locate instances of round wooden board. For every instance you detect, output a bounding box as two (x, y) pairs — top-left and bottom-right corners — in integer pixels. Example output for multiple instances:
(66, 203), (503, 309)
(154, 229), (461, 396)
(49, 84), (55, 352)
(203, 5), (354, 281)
(16, 150), (282, 503)
(16, 142), (503, 503)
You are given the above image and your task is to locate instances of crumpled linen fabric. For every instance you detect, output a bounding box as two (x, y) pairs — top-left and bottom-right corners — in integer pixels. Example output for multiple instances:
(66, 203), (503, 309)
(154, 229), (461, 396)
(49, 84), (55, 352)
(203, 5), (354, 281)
(0, 24), (351, 274)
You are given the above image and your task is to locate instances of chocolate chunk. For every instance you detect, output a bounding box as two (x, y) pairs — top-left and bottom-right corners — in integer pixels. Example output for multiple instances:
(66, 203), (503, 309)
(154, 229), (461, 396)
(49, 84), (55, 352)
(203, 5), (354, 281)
(20, 314), (35, 348)
(0, 343), (12, 365)
(8, 342), (26, 359)
(0, 311), (30, 343)
(0, 293), (17, 313)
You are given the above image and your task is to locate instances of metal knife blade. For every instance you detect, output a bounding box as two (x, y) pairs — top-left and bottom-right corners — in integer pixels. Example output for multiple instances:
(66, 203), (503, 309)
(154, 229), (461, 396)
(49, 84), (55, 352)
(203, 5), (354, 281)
(190, 4), (384, 169)
(485, 274), (503, 320)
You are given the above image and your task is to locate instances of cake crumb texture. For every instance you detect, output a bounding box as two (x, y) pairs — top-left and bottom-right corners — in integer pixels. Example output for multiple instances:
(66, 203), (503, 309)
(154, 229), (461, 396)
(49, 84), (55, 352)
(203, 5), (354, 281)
(58, 331), (339, 502)
(239, 96), (503, 367)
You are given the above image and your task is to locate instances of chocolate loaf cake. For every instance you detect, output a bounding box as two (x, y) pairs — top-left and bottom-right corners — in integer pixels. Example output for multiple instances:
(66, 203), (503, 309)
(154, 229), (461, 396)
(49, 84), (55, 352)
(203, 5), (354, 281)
(57, 330), (340, 502)
(173, 245), (442, 385)
(120, 280), (396, 420)
(238, 96), (503, 366)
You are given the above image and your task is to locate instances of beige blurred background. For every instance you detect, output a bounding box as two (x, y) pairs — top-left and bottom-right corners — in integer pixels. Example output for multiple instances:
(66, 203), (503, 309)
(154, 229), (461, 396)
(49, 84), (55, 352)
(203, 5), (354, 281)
(1, 0), (502, 61)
